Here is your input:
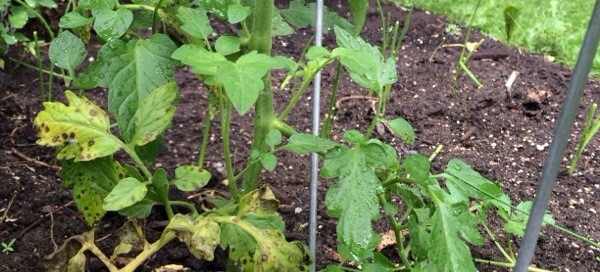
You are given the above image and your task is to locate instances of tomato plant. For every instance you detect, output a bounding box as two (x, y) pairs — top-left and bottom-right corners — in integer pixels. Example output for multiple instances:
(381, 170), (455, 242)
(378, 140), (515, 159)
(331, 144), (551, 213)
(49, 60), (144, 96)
(34, 0), (554, 271)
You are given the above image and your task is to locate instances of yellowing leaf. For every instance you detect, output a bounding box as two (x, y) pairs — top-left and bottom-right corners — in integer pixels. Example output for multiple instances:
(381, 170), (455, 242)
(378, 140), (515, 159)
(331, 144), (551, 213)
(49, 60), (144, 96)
(131, 82), (177, 146)
(34, 91), (122, 161)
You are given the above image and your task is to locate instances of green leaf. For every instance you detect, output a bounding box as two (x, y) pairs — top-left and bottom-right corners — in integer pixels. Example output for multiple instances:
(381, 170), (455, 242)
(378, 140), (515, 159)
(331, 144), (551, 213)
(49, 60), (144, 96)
(150, 168), (169, 202)
(34, 91), (121, 161)
(428, 201), (481, 272)
(117, 199), (154, 218)
(324, 145), (382, 256)
(384, 118), (415, 145)
(265, 129), (282, 149)
(403, 154), (430, 182)
(272, 8), (294, 36)
(306, 46), (329, 60)
(131, 82), (177, 145)
(171, 44), (226, 75)
(280, 0), (353, 33)
(503, 201), (555, 237)
(172, 165), (211, 191)
(79, 0), (114, 10)
(67, 250), (87, 272)
(9, 6), (28, 29)
(220, 223), (257, 262)
(197, 0), (232, 19)
(348, 0), (368, 35)
(92, 8), (133, 41)
(176, 6), (213, 39)
(227, 3), (250, 24)
(60, 12), (94, 28)
(103, 177), (148, 211)
(260, 152), (277, 171)
(282, 133), (338, 154)
(342, 129), (366, 143)
(444, 159), (504, 202)
(62, 157), (123, 225)
(167, 214), (221, 261)
(396, 185), (424, 209)
(215, 51), (274, 114)
(333, 26), (397, 92)
(49, 31), (87, 71)
(97, 34), (177, 142)
(363, 139), (398, 170)
(73, 60), (104, 90)
(215, 35), (241, 56)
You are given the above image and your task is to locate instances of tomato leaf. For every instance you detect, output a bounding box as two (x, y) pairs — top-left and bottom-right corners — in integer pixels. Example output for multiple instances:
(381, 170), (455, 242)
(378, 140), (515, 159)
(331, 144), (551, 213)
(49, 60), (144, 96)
(59, 12), (94, 28)
(92, 8), (133, 41)
(215, 35), (241, 56)
(282, 133), (338, 154)
(227, 3), (250, 24)
(280, 0), (353, 33)
(403, 154), (430, 182)
(97, 34), (177, 142)
(34, 91), (121, 161)
(131, 82), (177, 146)
(103, 177), (148, 211)
(167, 214), (221, 261)
(49, 31), (87, 71)
(172, 165), (211, 191)
(172, 44), (226, 75)
(384, 118), (415, 145)
(176, 6), (213, 39)
(324, 145), (381, 256)
(348, 0), (368, 35)
(444, 159), (504, 202)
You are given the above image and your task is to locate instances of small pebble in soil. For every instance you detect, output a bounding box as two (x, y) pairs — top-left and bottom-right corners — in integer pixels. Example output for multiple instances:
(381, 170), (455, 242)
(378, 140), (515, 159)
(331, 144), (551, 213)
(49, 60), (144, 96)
(295, 207), (302, 214)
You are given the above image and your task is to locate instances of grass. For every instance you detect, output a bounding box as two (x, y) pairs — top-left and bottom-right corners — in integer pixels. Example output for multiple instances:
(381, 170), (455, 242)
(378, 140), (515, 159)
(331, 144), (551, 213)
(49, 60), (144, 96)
(393, 0), (600, 76)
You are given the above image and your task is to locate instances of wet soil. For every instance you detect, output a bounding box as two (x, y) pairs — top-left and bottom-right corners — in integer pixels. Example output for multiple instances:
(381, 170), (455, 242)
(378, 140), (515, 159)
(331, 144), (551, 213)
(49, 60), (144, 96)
(1, 2), (599, 271)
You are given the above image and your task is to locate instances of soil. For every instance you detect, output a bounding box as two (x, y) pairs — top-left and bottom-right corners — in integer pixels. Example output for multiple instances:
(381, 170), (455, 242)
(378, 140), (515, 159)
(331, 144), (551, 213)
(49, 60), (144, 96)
(1, 2), (599, 271)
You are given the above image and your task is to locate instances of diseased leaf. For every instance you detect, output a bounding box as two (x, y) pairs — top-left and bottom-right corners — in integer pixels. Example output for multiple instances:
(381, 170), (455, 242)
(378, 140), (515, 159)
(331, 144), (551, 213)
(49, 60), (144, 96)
(117, 199), (154, 218)
(92, 8), (133, 41)
(227, 3), (250, 24)
(384, 118), (415, 145)
(282, 133), (338, 154)
(97, 34), (177, 142)
(62, 157), (123, 225)
(324, 145), (382, 256)
(428, 201), (481, 272)
(49, 31), (87, 71)
(60, 12), (94, 28)
(177, 6), (213, 39)
(40, 234), (86, 272)
(172, 165), (211, 191)
(103, 177), (148, 211)
(167, 214), (221, 261)
(131, 82), (177, 146)
(67, 249), (86, 272)
(214, 51), (274, 114)
(34, 91), (121, 161)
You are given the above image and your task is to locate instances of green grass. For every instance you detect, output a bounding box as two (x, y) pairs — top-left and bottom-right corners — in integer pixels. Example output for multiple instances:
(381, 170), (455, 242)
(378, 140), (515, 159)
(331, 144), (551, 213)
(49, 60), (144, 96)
(394, 0), (600, 76)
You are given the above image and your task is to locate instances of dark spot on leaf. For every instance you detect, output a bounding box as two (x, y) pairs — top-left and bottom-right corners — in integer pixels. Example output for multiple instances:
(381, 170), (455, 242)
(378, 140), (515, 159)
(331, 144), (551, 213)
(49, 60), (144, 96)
(61, 133), (68, 140)
(51, 136), (59, 143)
(69, 132), (75, 139)
(88, 140), (95, 146)
(262, 253), (268, 261)
(89, 109), (97, 116)
(44, 126), (50, 133)
(118, 173), (125, 179)
(84, 207), (89, 211)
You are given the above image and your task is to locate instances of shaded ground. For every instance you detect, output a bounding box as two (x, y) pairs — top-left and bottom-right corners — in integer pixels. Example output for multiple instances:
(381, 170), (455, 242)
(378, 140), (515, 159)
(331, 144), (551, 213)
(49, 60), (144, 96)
(1, 3), (599, 271)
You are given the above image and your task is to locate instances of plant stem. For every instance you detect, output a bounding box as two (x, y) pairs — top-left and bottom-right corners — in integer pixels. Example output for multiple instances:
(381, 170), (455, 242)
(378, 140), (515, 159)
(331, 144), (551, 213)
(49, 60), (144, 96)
(123, 144), (153, 180)
(120, 231), (177, 271)
(321, 62), (342, 139)
(197, 104), (213, 168)
(8, 58), (73, 80)
(428, 144), (444, 161)
(451, 0), (482, 93)
(568, 103), (598, 174)
(242, 0), (275, 194)
(14, 0), (55, 39)
(473, 259), (552, 272)
(382, 176), (424, 187)
(33, 32), (46, 102)
(377, 193), (412, 270)
(481, 221), (513, 262)
(218, 93), (239, 200)
(170, 200), (198, 216)
(83, 239), (119, 272)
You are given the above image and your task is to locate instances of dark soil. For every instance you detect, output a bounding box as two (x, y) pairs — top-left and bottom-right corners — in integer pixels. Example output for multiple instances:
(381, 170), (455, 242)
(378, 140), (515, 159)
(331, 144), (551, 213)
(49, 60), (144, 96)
(1, 2), (599, 271)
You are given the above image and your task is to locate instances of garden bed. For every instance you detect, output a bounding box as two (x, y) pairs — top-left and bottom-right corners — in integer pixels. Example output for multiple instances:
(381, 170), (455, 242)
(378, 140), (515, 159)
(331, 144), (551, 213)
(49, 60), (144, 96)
(0, 3), (599, 271)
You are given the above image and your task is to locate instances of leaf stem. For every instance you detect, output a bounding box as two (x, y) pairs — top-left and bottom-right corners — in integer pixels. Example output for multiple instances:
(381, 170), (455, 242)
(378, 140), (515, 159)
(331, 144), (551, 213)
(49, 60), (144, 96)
(321, 62), (342, 139)
(120, 230), (177, 271)
(122, 143), (153, 180)
(481, 221), (513, 262)
(13, 0), (55, 39)
(377, 193), (412, 270)
(218, 92), (239, 200)
(118, 3), (156, 11)
(8, 58), (73, 80)
(169, 200), (198, 216)
(473, 258), (552, 272)
(382, 176), (424, 188)
(197, 104), (213, 168)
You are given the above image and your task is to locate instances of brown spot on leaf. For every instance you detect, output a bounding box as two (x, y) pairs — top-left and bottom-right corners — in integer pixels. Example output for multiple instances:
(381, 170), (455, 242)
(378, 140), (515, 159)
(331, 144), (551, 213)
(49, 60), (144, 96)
(262, 253), (268, 261)
(61, 133), (68, 140)
(69, 132), (75, 139)
(44, 126), (50, 133)
(88, 140), (95, 146)
(89, 109), (97, 116)
(51, 136), (59, 143)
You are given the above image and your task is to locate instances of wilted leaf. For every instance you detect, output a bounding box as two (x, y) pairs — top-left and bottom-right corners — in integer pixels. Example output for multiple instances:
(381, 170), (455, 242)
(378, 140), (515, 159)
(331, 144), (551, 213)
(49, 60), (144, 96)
(167, 214), (221, 261)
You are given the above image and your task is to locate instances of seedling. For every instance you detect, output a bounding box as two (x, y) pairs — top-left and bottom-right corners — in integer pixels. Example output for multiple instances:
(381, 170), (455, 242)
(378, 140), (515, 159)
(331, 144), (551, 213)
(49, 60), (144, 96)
(2, 238), (16, 253)
(569, 103), (600, 175)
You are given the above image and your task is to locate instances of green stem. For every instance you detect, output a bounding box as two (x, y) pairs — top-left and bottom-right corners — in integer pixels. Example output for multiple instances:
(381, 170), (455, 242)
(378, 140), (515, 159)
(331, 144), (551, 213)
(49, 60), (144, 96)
(382, 177), (424, 187)
(169, 200), (199, 216)
(122, 143), (153, 180)
(365, 96), (383, 138)
(198, 104), (213, 168)
(451, 0), (482, 93)
(481, 221), (513, 262)
(428, 144), (444, 161)
(14, 0), (54, 39)
(568, 103), (598, 174)
(33, 32), (46, 102)
(377, 193), (412, 270)
(8, 58), (73, 80)
(242, 0), (275, 194)
(120, 231), (177, 271)
(219, 93), (239, 200)
(473, 259), (552, 272)
(118, 3), (156, 11)
(321, 62), (342, 139)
